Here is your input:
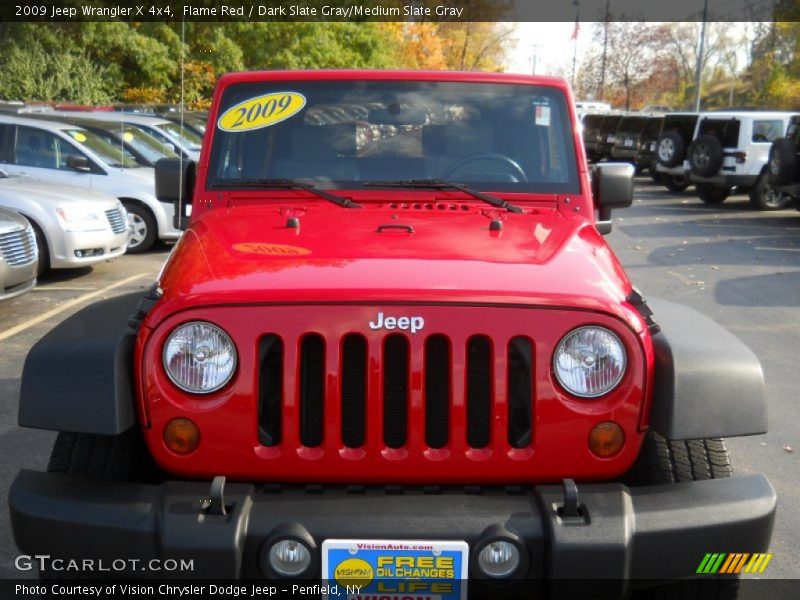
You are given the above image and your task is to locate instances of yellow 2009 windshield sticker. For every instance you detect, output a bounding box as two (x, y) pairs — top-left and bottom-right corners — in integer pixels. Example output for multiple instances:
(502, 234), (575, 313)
(218, 92), (306, 132)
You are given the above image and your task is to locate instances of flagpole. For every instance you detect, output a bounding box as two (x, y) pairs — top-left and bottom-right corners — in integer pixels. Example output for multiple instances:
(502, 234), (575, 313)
(571, 1), (580, 88)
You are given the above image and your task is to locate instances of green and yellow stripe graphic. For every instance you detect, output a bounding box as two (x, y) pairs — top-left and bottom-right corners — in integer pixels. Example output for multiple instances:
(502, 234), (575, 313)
(696, 553), (773, 574)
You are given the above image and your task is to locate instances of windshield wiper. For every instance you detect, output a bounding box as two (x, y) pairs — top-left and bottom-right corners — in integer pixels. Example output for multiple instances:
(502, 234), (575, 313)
(363, 179), (523, 214)
(211, 178), (361, 209)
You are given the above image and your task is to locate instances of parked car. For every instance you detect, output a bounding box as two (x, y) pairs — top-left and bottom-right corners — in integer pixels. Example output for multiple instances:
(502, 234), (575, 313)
(763, 115), (800, 209)
(581, 113), (607, 163)
(161, 111), (208, 137)
(686, 111), (798, 208)
(635, 115), (666, 181)
(596, 113), (624, 161)
(0, 206), (37, 301)
(610, 115), (649, 167)
(575, 100), (611, 115)
(0, 171), (128, 273)
(28, 113), (180, 168)
(11, 70), (775, 596)
(58, 112), (202, 161)
(655, 112), (699, 192)
(0, 115), (180, 252)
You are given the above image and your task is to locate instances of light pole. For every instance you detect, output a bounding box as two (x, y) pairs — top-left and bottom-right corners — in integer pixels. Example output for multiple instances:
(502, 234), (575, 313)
(694, 0), (709, 111)
(571, 0), (580, 88)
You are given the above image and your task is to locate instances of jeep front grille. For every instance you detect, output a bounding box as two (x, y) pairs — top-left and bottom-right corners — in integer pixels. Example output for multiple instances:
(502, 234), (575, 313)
(105, 208), (127, 234)
(0, 227), (36, 267)
(258, 331), (534, 455)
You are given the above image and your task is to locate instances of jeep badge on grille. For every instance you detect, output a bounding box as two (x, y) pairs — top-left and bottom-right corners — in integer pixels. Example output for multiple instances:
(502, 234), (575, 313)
(368, 312), (425, 334)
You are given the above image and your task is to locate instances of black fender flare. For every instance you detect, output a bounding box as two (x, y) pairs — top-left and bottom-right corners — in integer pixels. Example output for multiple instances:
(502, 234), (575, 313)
(18, 288), (158, 435)
(648, 298), (766, 440)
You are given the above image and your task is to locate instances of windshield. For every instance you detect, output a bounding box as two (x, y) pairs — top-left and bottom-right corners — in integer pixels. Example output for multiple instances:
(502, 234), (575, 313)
(119, 125), (179, 162)
(157, 121), (203, 151)
(62, 128), (139, 168)
(208, 80), (579, 194)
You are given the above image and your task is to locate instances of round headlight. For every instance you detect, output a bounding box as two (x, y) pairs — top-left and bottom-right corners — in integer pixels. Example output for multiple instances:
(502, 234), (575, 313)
(163, 321), (237, 394)
(267, 539), (312, 577)
(476, 541), (521, 578)
(553, 326), (626, 398)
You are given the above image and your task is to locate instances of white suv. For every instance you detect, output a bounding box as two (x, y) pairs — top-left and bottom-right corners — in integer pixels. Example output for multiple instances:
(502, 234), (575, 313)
(0, 115), (181, 252)
(686, 111), (799, 209)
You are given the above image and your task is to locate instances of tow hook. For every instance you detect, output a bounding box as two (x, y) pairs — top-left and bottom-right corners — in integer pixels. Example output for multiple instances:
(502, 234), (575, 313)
(206, 475), (228, 516)
(556, 478), (586, 523)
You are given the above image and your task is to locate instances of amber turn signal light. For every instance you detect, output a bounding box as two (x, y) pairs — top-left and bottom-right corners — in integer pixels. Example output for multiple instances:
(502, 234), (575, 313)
(164, 418), (200, 454)
(588, 421), (624, 458)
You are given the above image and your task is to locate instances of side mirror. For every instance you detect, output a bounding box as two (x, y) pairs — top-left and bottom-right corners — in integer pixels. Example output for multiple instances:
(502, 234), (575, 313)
(66, 155), (91, 172)
(155, 157), (196, 230)
(592, 163), (634, 235)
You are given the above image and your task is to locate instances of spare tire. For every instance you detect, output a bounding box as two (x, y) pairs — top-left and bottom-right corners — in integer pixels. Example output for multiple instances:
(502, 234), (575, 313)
(689, 135), (724, 177)
(768, 137), (797, 185)
(656, 131), (686, 168)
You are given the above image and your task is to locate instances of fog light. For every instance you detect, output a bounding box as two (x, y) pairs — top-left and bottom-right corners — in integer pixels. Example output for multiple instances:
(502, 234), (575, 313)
(477, 541), (520, 578)
(588, 421), (625, 457)
(268, 539), (312, 577)
(163, 418), (200, 454)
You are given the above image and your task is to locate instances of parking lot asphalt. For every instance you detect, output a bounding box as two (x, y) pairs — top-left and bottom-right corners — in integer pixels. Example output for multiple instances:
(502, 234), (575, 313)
(0, 178), (797, 579)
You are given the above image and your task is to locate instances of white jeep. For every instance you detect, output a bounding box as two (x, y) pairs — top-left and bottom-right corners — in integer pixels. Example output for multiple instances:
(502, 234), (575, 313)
(686, 111), (799, 209)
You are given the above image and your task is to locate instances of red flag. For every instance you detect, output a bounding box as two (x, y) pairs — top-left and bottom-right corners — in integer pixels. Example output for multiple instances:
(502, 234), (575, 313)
(571, 21), (580, 41)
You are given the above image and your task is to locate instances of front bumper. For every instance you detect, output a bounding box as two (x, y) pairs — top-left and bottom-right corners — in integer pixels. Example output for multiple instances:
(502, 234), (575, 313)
(50, 229), (129, 269)
(0, 258), (37, 301)
(9, 470), (775, 590)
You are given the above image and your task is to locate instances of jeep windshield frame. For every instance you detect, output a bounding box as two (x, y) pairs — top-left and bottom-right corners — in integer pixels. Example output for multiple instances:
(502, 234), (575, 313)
(206, 80), (580, 196)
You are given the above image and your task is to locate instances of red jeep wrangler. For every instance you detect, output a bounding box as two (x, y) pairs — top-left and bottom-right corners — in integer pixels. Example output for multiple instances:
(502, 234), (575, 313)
(11, 71), (775, 598)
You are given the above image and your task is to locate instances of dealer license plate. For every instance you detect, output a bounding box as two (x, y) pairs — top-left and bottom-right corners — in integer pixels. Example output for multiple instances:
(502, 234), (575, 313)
(322, 539), (468, 600)
(624, 139), (634, 147)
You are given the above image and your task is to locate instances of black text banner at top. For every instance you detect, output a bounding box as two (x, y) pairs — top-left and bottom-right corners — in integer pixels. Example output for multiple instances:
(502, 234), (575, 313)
(5, 0), (790, 23)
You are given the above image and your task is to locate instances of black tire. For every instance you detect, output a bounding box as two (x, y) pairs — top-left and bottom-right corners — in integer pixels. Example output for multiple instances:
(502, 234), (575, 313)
(768, 137), (797, 185)
(626, 431), (732, 486)
(26, 219), (49, 277)
(625, 433), (737, 599)
(696, 183), (730, 205)
(656, 131), (686, 168)
(649, 161), (663, 183)
(123, 202), (157, 254)
(663, 174), (689, 192)
(48, 429), (161, 483)
(749, 174), (790, 211)
(689, 135), (724, 177)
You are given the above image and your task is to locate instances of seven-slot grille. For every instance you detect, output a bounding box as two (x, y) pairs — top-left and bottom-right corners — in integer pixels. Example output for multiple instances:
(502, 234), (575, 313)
(105, 208), (127, 234)
(0, 227), (36, 267)
(258, 332), (533, 454)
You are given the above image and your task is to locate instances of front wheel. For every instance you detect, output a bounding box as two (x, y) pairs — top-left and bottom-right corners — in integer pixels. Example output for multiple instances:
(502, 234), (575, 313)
(27, 220), (50, 277)
(626, 432), (737, 599)
(123, 203), (157, 254)
(749, 175), (790, 211)
(48, 429), (161, 483)
(696, 184), (730, 205)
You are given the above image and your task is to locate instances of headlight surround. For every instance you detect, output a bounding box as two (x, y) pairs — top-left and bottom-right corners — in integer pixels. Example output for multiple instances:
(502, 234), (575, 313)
(553, 326), (626, 398)
(55, 206), (106, 232)
(163, 321), (237, 394)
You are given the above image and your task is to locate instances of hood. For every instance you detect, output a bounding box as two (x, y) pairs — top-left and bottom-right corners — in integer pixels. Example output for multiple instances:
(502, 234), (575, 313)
(157, 201), (636, 325)
(0, 177), (121, 208)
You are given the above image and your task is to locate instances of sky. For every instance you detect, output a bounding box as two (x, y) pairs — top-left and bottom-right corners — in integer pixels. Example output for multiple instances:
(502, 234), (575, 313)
(505, 22), (590, 79)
